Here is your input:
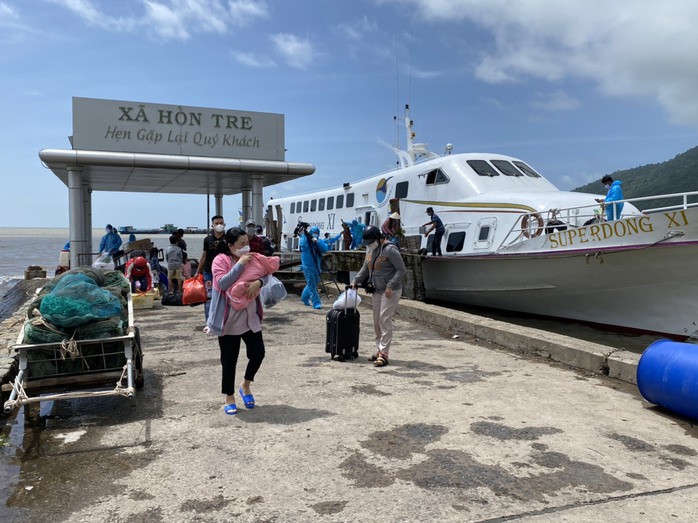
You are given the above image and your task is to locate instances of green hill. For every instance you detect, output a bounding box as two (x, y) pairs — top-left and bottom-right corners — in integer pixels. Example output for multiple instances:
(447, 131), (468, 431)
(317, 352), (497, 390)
(572, 146), (698, 210)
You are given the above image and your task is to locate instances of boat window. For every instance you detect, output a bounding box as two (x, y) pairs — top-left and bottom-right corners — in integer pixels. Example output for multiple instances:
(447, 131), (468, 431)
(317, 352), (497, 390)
(467, 160), (499, 177)
(290, 202), (295, 214)
(336, 195), (344, 209)
(311, 199), (317, 212)
(395, 181), (409, 198)
(327, 196), (334, 210)
(478, 226), (490, 241)
(303, 201), (309, 212)
(424, 168), (450, 185)
(492, 160), (523, 177)
(446, 232), (465, 252)
(296, 201), (302, 213)
(319, 198), (325, 211)
(512, 161), (541, 178)
(346, 193), (355, 208)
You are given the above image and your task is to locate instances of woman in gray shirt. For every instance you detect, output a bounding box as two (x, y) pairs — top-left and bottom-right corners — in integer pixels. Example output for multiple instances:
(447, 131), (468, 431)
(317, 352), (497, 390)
(351, 226), (406, 367)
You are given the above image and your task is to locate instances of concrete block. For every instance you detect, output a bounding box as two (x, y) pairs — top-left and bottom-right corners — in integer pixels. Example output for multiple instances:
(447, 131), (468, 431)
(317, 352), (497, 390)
(607, 350), (640, 384)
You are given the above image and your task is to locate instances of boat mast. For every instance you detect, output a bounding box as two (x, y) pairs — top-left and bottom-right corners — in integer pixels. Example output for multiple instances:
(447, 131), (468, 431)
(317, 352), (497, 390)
(392, 104), (438, 169)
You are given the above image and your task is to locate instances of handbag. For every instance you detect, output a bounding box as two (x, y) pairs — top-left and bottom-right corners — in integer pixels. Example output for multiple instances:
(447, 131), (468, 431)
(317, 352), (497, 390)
(182, 274), (207, 305)
(260, 275), (287, 308)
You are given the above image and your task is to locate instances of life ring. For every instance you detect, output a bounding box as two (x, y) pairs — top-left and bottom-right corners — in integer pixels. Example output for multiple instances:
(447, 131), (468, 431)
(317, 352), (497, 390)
(521, 213), (544, 238)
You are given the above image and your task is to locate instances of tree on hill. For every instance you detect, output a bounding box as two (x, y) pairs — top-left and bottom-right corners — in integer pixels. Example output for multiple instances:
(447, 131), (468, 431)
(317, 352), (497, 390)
(572, 146), (698, 210)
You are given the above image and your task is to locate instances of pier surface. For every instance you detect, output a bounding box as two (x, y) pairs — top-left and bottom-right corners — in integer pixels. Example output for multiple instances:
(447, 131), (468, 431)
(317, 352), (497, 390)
(1, 287), (697, 522)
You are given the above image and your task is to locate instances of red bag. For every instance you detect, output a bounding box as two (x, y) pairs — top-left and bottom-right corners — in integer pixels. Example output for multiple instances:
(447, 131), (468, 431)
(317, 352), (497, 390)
(182, 274), (207, 305)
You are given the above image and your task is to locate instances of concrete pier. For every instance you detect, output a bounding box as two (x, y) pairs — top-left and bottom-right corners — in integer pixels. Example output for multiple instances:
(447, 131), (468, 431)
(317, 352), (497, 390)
(2, 288), (698, 522)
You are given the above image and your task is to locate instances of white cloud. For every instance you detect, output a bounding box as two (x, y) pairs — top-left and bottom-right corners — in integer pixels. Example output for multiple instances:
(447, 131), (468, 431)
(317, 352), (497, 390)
(231, 50), (276, 68)
(47, 0), (268, 40)
(0, 2), (17, 18)
(270, 33), (316, 69)
(530, 90), (580, 112)
(337, 15), (378, 41)
(380, 0), (698, 125)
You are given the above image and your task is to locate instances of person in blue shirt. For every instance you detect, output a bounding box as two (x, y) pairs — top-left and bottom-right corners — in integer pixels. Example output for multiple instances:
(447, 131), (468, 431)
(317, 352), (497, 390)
(299, 225), (328, 309)
(422, 207), (445, 256)
(350, 220), (365, 250)
(99, 224), (122, 256)
(323, 232), (342, 250)
(595, 175), (624, 221)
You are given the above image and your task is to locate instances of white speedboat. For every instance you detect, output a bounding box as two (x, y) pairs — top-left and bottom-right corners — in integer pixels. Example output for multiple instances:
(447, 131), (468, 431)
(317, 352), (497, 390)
(268, 106), (698, 337)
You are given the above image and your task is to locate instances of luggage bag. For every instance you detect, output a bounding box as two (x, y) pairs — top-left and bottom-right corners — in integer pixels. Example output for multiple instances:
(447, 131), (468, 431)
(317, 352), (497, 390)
(325, 289), (360, 360)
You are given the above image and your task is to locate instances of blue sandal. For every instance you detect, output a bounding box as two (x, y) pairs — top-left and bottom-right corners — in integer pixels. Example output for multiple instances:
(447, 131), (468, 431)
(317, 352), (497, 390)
(224, 403), (238, 415)
(239, 387), (255, 409)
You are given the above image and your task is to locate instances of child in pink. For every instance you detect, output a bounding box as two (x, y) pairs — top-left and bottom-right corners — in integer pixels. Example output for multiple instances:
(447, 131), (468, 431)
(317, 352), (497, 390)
(227, 253), (280, 310)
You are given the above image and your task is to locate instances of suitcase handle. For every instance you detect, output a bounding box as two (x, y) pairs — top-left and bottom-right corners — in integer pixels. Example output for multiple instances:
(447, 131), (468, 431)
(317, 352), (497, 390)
(343, 285), (359, 311)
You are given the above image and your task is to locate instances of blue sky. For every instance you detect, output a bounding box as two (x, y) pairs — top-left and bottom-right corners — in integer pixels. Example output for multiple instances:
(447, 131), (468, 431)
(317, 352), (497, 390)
(3, 0), (698, 229)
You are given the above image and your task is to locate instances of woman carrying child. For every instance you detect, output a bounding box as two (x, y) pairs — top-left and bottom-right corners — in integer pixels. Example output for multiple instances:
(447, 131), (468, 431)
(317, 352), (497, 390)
(206, 227), (275, 416)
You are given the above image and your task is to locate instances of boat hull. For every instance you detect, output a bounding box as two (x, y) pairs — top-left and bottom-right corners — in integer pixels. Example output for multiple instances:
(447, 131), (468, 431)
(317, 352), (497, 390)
(422, 242), (698, 337)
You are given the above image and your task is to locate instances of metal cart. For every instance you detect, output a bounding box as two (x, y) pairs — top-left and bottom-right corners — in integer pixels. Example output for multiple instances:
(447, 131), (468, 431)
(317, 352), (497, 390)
(2, 293), (143, 413)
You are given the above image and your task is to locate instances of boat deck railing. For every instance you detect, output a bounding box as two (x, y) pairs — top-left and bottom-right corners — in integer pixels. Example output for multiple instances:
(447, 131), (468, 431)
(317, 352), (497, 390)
(498, 190), (698, 251)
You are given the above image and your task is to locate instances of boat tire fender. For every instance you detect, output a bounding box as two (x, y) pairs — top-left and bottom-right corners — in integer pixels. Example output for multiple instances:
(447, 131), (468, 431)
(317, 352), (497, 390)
(522, 213), (544, 238)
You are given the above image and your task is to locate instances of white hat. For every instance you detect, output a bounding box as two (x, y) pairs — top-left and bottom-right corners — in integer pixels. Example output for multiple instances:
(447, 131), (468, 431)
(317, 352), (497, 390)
(389, 212), (401, 220)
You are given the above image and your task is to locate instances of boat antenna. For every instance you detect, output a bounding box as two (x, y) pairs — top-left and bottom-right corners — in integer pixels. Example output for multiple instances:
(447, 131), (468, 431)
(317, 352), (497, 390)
(394, 31), (400, 151)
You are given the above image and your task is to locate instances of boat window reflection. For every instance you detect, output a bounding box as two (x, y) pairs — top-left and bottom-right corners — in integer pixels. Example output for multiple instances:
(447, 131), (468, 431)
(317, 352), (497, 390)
(336, 195), (344, 208)
(447, 232), (465, 252)
(512, 161), (541, 178)
(327, 196), (334, 210)
(491, 160), (523, 177)
(346, 193), (355, 207)
(395, 181), (409, 198)
(467, 160), (499, 177)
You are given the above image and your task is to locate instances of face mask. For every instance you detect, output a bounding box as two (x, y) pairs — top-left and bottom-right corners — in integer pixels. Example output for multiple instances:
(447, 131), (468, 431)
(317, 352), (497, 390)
(213, 224), (225, 233)
(367, 241), (379, 251)
(235, 245), (250, 256)
(604, 184), (611, 190)
(246, 227), (256, 235)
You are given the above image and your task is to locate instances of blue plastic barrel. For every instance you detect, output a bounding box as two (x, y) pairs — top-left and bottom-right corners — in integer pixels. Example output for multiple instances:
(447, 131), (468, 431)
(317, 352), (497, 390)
(637, 340), (698, 420)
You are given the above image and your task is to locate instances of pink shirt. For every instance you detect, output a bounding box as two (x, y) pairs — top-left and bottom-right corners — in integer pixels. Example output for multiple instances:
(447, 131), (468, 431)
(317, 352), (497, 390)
(212, 254), (262, 336)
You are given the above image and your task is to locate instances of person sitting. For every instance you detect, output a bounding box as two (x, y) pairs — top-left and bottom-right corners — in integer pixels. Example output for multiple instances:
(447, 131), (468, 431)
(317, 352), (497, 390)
(595, 175), (624, 221)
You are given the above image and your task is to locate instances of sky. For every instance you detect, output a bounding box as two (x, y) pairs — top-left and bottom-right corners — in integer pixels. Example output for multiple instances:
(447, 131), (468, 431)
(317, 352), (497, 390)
(3, 0), (698, 229)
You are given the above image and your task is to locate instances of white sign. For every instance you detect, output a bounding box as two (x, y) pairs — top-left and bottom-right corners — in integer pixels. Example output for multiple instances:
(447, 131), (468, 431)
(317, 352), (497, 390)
(72, 97), (285, 161)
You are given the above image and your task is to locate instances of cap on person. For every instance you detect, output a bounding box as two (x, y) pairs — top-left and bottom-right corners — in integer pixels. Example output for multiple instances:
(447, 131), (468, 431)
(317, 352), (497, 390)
(106, 224), (113, 230)
(245, 219), (255, 227)
(389, 212), (401, 220)
(134, 256), (147, 268)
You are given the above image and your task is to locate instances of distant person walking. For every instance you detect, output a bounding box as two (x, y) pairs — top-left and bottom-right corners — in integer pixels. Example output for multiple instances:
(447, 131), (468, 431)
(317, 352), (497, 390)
(197, 215), (227, 321)
(595, 175), (624, 221)
(166, 234), (184, 292)
(422, 207), (445, 256)
(99, 224), (122, 256)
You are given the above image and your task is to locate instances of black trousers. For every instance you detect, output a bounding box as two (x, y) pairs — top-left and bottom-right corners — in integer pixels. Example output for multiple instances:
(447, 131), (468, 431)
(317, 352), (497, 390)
(432, 230), (444, 256)
(218, 330), (265, 396)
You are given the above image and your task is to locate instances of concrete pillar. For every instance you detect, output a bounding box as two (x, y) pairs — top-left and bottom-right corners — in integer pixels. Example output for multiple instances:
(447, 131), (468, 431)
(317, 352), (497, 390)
(251, 174), (264, 226)
(241, 186), (252, 224)
(67, 166), (87, 268)
(215, 194), (223, 219)
(82, 181), (92, 255)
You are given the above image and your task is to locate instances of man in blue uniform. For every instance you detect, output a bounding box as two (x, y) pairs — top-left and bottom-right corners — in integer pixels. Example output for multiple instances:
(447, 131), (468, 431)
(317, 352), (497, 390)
(422, 207), (445, 256)
(99, 224), (122, 256)
(596, 175), (624, 221)
(299, 225), (328, 309)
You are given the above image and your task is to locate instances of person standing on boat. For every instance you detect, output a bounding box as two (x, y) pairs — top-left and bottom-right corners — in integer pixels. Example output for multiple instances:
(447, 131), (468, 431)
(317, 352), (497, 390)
(350, 219), (365, 250)
(341, 221), (353, 250)
(99, 224), (122, 256)
(422, 207), (445, 256)
(206, 227), (268, 416)
(299, 225), (328, 309)
(596, 175), (624, 221)
(197, 215), (227, 321)
(381, 212), (402, 247)
(350, 226), (406, 368)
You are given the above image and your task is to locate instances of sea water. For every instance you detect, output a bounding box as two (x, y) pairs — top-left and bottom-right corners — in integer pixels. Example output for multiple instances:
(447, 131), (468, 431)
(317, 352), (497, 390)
(0, 227), (207, 292)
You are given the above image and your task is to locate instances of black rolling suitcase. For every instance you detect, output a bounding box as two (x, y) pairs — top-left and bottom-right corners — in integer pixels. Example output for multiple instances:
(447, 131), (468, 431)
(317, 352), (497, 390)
(325, 289), (360, 360)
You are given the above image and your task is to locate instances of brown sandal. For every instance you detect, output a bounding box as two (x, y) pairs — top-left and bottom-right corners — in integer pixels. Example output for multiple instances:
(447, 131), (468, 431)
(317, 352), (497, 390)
(374, 352), (389, 367)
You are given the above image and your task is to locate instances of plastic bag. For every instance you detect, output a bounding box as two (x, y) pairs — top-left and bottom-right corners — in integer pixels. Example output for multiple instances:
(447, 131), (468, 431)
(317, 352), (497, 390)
(333, 288), (361, 310)
(260, 275), (287, 308)
(182, 274), (207, 305)
(92, 253), (115, 271)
